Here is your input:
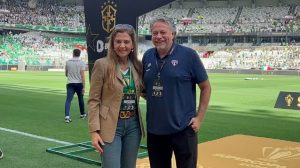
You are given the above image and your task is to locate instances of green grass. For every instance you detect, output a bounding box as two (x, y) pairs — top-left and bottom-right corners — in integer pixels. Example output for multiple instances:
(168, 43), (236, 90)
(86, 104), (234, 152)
(0, 131), (98, 168)
(202, 73), (300, 142)
(0, 71), (300, 167)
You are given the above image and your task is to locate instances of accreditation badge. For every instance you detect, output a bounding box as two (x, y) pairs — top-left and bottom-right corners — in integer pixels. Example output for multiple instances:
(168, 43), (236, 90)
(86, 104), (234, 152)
(121, 93), (136, 111)
(152, 79), (163, 97)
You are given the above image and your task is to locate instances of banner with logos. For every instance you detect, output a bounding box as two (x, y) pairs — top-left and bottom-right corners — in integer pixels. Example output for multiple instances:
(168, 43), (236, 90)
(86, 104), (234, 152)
(274, 91), (300, 110)
(83, 0), (174, 76)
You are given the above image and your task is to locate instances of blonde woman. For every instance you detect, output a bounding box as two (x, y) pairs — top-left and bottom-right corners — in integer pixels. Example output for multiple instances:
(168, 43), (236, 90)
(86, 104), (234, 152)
(88, 24), (144, 168)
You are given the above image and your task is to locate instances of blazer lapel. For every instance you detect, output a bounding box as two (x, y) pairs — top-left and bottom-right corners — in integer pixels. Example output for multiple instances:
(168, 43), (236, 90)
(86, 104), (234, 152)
(116, 70), (124, 86)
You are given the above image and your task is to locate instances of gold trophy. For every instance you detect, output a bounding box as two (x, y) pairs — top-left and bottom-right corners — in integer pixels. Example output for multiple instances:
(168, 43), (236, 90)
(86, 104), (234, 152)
(285, 94), (293, 107)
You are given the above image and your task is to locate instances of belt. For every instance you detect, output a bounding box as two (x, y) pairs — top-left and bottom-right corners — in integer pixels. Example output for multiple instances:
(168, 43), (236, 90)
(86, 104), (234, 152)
(119, 111), (135, 119)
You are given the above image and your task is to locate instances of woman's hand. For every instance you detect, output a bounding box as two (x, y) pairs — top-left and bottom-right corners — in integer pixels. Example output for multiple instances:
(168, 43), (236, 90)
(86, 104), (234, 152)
(91, 132), (105, 153)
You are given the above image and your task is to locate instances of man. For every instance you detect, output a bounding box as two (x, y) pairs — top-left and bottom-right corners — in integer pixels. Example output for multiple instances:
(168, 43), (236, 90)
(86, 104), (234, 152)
(64, 48), (86, 123)
(142, 17), (211, 168)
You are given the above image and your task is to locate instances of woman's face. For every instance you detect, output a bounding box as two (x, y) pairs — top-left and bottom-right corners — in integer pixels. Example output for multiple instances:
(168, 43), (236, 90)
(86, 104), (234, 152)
(113, 32), (133, 60)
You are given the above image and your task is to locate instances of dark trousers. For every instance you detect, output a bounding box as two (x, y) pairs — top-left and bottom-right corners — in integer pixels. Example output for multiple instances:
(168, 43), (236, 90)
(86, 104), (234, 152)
(64, 83), (85, 117)
(147, 126), (198, 168)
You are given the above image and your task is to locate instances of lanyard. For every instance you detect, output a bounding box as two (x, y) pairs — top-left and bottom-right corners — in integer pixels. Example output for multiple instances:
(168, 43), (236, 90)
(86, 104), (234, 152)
(120, 67), (131, 88)
(154, 44), (175, 78)
(155, 59), (166, 78)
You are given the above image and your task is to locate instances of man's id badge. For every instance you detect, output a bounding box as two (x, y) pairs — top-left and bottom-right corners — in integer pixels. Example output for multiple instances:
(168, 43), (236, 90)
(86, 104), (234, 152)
(152, 79), (163, 97)
(121, 93), (136, 111)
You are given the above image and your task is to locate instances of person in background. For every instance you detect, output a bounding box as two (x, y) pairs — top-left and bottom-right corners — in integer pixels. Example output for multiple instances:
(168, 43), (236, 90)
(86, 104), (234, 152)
(88, 24), (144, 168)
(142, 17), (211, 168)
(64, 48), (86, 123)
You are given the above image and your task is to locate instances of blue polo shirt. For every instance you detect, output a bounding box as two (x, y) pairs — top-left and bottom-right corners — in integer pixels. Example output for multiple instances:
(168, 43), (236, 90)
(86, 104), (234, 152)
(142, 43), (208, 135)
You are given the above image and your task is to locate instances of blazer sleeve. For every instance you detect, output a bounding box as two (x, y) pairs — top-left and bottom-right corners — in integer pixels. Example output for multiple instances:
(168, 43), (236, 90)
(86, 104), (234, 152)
(88, 59), (105, 133)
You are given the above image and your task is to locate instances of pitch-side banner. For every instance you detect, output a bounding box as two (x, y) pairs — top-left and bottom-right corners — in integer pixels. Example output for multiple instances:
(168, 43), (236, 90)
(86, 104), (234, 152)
(84, 0), (174, 76)
(274, 91), (300, 110)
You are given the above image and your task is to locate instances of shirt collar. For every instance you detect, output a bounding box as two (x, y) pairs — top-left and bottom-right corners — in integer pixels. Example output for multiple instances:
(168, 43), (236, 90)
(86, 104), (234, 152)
(155, 43), (176, 60)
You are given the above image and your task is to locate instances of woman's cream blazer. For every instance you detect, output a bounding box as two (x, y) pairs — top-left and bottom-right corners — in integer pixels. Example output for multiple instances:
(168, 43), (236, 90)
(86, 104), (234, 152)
(88, 58), (145, 143)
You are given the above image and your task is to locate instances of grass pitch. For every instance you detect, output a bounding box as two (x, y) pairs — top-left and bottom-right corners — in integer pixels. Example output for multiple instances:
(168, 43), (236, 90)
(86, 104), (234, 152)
(0, 71), (300, 167)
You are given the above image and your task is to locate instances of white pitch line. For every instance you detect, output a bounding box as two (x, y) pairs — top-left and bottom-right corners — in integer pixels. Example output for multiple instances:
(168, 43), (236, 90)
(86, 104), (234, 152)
(0, 127), (73, 145)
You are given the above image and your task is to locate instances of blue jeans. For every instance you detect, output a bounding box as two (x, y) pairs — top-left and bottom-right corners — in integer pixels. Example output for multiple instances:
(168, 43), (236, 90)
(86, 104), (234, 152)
(64, 83), (85, 117)
(101, 115), (141, 168)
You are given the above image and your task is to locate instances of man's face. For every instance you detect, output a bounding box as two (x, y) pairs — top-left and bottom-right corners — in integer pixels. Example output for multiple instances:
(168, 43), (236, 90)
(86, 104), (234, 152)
(151, 22), (174, 53)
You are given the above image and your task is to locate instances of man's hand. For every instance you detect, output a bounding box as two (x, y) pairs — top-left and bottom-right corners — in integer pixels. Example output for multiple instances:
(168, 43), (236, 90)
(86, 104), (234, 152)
(190, 117), (202, 132)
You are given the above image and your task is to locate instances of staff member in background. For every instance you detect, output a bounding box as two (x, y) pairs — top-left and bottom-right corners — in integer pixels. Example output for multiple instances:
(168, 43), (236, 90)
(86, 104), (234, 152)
(64, 48), (86, 123)
(88, 24), (144, 168)
(142, 17), (211, 168)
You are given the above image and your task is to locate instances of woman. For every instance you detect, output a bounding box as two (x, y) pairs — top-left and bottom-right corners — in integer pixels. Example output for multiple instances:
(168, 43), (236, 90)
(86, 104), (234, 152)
(88, 24), (144, 168)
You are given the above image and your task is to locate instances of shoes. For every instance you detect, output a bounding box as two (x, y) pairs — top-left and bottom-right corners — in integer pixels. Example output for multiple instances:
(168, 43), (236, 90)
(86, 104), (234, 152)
(65, 114), (86, 123)
(80, 113), (87, 119)
(0, 148), (3, 159)
(65, 116), (72, 123)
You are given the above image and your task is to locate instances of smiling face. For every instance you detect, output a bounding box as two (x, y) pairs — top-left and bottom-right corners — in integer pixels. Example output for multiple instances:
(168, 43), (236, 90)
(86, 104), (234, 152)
(151, 21), (175, 55)
(113, 32), (133, 61)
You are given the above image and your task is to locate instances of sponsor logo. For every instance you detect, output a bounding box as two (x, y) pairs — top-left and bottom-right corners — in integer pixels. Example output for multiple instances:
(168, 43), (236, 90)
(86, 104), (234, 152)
(259, 147), (300, 162)
(101, 0), (117, 33)
(171, 60), (178, 66)
(284, 94), (293, 107)
(275, 91), (300, 110)
(213, 146), (300, 168)
(213, 153), (286, 168)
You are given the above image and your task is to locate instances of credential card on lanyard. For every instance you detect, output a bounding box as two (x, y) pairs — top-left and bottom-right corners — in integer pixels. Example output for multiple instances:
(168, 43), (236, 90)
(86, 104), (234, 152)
(152, 79), (163, 97)
(121, 93), (136, 110)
